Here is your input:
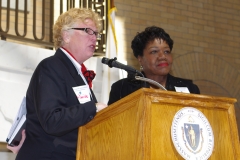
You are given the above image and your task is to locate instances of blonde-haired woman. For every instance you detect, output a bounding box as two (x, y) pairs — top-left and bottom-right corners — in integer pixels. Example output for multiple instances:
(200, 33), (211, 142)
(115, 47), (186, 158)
(8, 8), (107, 160)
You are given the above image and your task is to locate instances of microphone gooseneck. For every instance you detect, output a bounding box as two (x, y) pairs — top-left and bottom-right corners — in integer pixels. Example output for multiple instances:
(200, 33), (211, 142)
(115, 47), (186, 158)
(135, 76), (167, 90)
(101, 57), (143, 76)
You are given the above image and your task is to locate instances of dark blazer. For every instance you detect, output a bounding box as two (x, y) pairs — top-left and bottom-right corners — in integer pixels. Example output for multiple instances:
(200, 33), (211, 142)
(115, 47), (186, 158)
(108, 73), (200, 105)
(16, 49), (97, 160)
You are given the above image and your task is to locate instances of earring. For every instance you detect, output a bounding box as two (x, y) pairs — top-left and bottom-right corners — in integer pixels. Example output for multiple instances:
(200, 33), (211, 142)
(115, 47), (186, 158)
(140, 66), (143, 71)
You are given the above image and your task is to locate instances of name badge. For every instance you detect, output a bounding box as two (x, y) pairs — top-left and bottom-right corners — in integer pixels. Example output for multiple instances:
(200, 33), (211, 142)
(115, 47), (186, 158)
(174, 87), (190, 93)
(72, 85), (91, 104)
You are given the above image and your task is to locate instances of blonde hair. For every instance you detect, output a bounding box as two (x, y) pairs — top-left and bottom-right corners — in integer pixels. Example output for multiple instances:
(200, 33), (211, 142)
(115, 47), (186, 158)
(53, 8), (102, 49)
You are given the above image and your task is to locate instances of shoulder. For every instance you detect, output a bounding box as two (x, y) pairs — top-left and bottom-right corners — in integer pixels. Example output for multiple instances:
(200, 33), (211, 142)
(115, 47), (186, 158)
(168, 74), (193, 84)
(30, 50), (71, 82)
(36, 49), (67, 70)
(39, 49), (64, 64)
(111, 78), (129, 86)
(167, 74), (200, 94)
(108, 77), (146, 105)
(110, 78), (136, 92)
(111, 76), (145, 89)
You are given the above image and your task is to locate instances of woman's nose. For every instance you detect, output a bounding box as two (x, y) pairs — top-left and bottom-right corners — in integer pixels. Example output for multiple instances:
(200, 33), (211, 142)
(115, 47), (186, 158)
(158, 51), (166, 59)
(90, 35), (97, 41)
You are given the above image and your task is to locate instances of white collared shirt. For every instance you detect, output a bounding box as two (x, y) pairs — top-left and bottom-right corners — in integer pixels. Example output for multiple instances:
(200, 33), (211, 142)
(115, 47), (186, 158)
(60, 48), (93, 100)
(60, 48), (94, 99)
(60, 47), (89, 86)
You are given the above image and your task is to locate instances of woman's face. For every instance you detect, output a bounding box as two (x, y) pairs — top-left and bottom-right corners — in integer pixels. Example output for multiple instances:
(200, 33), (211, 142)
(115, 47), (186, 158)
(138, 38), (173, 77)
(63, 18), (97, 64)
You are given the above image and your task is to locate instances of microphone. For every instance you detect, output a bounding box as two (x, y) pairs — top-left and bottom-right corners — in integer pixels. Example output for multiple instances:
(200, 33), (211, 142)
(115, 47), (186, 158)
(101, 57), (142, 75)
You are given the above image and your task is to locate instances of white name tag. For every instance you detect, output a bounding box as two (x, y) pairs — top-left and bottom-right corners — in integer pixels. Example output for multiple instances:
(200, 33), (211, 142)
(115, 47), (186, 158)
(174, 87), (190, 93)
(72, 85), (91, 104)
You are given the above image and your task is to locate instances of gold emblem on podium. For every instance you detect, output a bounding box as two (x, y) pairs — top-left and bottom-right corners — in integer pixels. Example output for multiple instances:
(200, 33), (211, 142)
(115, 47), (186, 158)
(171, 107), (214, 160)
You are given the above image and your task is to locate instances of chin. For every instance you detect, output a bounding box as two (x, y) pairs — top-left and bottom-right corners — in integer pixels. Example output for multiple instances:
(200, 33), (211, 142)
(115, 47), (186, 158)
(87, 51), (94, 57)
(157, 71), (169, 76)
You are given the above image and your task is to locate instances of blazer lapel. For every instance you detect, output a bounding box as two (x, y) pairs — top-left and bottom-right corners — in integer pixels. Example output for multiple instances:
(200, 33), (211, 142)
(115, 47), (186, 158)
(55, 49), (97, 102)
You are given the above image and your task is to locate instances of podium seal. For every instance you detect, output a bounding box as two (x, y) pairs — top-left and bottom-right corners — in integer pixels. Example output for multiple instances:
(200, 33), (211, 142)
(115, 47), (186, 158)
(171, 107), (214, 160)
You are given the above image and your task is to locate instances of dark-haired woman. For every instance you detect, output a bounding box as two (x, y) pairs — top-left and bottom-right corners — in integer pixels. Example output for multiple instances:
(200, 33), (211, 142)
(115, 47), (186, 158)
(108, 26), (200, 105)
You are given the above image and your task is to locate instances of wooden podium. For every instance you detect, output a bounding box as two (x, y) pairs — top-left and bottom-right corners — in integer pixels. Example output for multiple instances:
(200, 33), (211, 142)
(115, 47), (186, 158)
(76, 88), (240, 160)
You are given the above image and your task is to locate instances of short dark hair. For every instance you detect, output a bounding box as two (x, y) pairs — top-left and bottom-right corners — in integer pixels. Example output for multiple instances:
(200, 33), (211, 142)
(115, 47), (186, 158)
(131, 26), (174, 58)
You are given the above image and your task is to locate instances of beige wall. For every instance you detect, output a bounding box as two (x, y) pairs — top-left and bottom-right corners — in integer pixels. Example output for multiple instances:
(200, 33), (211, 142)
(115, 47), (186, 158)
(114, 0), (240, 133)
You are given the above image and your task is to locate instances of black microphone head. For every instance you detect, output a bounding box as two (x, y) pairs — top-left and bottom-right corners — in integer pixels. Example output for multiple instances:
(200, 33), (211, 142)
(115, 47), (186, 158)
(101, 57), (108, 64)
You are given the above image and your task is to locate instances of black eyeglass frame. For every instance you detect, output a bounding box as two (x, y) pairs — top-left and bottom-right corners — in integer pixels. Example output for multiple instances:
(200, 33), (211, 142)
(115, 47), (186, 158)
(71, 28), (101, 39)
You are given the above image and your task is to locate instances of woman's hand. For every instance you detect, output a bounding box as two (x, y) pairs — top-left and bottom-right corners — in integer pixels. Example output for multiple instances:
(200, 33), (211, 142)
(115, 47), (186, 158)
(96, 102), (108, 112)
(6, 129), (26, 154)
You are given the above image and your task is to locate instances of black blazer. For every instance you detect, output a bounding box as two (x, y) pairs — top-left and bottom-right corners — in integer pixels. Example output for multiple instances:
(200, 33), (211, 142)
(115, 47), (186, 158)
(16, 49), (97, 160)
(108, 73), (200, 105)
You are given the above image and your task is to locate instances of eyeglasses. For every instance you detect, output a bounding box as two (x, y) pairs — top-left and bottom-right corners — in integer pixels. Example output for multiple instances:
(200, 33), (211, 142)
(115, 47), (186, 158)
(71, 28), (101, 39)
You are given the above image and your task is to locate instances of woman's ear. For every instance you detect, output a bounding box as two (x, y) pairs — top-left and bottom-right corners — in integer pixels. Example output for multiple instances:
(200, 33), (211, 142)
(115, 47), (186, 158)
(62, 31), (70, 44)
(137, 56), (142, 66)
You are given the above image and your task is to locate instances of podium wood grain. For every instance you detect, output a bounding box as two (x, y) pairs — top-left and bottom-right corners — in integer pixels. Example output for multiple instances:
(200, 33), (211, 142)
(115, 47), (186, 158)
(76, 88), (240, 160)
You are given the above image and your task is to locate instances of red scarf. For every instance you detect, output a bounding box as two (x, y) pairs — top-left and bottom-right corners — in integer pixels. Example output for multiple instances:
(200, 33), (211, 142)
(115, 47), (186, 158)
(62, 47), (96, 88)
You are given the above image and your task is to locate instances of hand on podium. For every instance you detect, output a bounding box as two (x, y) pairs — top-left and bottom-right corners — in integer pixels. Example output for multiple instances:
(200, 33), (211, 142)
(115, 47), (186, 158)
(96, 103), (108, 112)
